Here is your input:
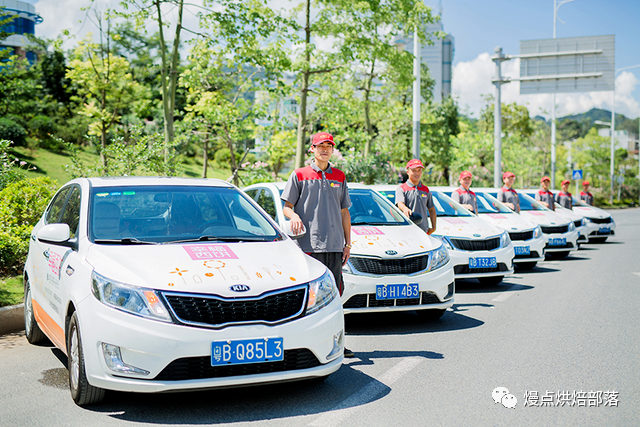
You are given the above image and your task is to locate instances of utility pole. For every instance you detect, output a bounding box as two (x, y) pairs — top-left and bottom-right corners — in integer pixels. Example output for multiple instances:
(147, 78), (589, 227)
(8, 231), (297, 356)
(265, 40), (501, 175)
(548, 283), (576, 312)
(491, 47), (511, 188)
(412, 25), (421, 160)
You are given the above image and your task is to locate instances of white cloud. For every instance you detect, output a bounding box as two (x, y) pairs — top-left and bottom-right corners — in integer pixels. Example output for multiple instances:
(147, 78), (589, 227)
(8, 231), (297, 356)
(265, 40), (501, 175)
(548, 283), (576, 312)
(453, 52), (640, 119)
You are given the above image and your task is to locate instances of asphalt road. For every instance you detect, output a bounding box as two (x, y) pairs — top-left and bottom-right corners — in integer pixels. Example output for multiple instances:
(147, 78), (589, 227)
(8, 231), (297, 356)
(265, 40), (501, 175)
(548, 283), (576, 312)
(2, 208), (638, 426)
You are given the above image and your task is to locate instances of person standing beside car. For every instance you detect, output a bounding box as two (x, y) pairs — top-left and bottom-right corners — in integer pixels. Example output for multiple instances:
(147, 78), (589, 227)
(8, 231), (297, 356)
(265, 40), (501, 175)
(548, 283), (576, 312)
(556, 180), (573, 209)
(396, 159), (437, 234)
(497, 171), (520, 213)
(451, 170), (478, 214)
(536, 176), (555, 210)
(581, 181), (594, 205)
(281, 131), (354, 358)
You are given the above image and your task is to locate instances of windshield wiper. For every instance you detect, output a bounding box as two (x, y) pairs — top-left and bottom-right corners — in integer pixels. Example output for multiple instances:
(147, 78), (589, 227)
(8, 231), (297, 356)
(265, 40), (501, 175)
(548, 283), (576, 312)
(163, 236), (269, 244)
(94, 238), (158, 245)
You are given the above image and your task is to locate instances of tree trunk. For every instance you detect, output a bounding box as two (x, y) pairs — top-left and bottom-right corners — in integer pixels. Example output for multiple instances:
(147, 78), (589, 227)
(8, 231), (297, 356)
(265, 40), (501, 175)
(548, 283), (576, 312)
(294, 0), (311, 170)
(224, 125), (239, 187)
(100, 89), (108, 174)
(363, 58), (376, 157)
(202, 136), (208, 178)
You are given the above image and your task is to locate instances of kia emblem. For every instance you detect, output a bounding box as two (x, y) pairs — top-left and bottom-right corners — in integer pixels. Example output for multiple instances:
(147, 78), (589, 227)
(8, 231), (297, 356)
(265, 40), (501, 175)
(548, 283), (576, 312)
(230, 284), (250, 292)
(473, 234), (481, 237)
(385, 250), (398, 256)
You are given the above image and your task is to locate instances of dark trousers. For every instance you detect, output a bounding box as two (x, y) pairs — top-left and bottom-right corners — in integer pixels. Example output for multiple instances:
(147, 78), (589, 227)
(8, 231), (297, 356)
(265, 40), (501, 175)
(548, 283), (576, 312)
(309, 252), (344, 296)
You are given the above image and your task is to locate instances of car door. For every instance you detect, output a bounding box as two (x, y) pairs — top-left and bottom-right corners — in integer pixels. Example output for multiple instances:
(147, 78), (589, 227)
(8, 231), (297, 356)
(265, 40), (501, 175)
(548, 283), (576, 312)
(32, 185), (82, 347)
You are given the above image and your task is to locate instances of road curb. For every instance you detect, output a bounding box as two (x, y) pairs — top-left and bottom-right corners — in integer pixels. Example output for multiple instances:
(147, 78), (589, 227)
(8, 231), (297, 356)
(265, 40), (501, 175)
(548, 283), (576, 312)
(0, 304), (24, 336)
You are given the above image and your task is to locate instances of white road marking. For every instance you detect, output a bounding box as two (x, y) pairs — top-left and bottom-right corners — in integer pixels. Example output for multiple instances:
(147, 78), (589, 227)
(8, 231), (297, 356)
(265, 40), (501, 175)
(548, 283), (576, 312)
(633, 272), (640, 278)
(308, 357), (423, 426)
(492, 292), (514, 302)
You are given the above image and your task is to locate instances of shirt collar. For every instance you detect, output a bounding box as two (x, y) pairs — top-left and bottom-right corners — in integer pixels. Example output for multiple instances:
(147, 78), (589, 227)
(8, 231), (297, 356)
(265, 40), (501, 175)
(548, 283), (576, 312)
(459, 186), (471, 193)
(502, 186), (515, 192)
(311, 161), (332, 175)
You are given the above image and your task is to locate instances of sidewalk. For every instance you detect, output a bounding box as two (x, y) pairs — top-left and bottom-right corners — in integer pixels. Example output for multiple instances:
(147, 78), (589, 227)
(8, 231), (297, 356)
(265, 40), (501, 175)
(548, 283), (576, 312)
(0, 304), (24, 336)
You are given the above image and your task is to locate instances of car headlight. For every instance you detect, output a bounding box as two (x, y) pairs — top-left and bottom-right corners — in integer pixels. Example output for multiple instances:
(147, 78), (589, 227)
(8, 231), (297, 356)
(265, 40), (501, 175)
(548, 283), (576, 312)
(429, 244), (450, 271)
(433, 235), (454, 251)
(568, 221), (575, 232)
(91, 271), (172, 322)
(500, 231), (511, 248)
(581, 218), (586, 227)
(306, 269), (338, 315)
(533, 225), (543, 239)
(585, 217), (594, 224)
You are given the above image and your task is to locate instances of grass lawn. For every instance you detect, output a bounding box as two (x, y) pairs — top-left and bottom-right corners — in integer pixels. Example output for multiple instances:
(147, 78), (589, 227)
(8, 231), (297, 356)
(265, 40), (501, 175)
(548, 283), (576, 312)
(0, 276), (23, 307)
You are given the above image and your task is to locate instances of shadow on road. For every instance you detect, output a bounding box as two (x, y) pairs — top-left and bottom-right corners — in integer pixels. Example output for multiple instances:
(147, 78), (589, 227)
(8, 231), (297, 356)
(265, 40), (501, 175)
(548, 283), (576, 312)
(454, 280), (534, 294)
(347, 349), (443, 367)
(344, 309), (484, 336)
(516, 266), (560, 274)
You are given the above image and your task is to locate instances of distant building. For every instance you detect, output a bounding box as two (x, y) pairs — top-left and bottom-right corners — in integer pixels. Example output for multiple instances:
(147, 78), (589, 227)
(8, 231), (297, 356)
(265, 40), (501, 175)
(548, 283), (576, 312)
(0, 0), (42, 63)
(597, 128), (635, 152)
(394, 20), (455, 103)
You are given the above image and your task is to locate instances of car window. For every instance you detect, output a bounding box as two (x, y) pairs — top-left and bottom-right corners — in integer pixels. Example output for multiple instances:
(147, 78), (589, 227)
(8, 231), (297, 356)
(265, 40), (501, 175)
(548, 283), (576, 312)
(349, 189), (407, 225)
(256, 189), (277, 221)
(475, 192), (513, 214)
(245, 188), (259, 200)
(431, 192), (474, 217)
(90, 186), (281, 243)
(45, 187), (71, 224)
(59, 187), (81, 238)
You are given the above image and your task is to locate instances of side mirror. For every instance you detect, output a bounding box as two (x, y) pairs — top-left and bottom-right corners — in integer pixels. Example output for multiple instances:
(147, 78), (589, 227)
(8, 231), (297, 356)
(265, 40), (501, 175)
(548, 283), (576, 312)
(282, 221), (306, 240)
(410, 212), (423, 225)
(37, 223), (77, 249)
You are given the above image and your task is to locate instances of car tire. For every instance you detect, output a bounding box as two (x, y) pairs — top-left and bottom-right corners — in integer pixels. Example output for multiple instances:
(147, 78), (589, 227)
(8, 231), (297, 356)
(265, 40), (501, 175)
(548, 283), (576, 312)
(417, 309), (446, 320)
(478, 276), (504, 286)
(549, 251), (570, 259)
(67, 312), (105, 406)
(589, 237), (608, 243)
(24, 281), (49, 344)
(515, 262), (537, 270)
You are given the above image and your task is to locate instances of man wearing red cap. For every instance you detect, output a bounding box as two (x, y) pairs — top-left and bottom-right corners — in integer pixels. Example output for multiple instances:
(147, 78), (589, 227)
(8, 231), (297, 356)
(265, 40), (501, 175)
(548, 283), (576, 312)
(395, 159), (437, 234)
(497, 171), (520, 213)
(451, 170), (478, 214)
(535, 176), (555, 210)
(555, 180), (573, 209)
(580, 181), (594, 205)
(281, 131), (354, 357)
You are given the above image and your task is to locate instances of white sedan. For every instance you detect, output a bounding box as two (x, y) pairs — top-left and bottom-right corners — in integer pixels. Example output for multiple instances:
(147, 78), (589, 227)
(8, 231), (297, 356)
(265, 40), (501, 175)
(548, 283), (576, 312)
(571, 197), (616, 242)
(371, 185), (515, 286)
(24, 177), (344, 406)
(244, 183), (455, 320)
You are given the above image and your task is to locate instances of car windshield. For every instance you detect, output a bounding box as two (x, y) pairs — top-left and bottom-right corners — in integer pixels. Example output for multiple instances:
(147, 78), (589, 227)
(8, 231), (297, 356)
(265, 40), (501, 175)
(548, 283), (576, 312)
(431, 191), (474, 217)
(90, 186), (282, 244)
(486, 191), (548, 212)
(475, 192), (514, 214)
(572, 197), (590, 206)
(348, 189), (408, 225)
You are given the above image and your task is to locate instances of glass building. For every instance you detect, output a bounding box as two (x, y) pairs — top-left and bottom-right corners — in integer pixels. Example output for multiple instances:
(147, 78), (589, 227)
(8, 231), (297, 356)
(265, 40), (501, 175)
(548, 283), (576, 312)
(1, 0), (42, 63)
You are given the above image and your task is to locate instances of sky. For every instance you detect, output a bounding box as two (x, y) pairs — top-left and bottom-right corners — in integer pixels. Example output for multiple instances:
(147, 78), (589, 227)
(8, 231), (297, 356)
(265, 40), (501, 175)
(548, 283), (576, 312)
(22, 0), (640, 120)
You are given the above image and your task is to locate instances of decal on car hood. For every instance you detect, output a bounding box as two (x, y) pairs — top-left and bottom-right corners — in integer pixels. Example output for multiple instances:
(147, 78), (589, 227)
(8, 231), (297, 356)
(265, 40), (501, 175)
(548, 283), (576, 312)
(479, 212), (537, 232)
(349, 224), (441, 256)
(434, 216), (504, 239)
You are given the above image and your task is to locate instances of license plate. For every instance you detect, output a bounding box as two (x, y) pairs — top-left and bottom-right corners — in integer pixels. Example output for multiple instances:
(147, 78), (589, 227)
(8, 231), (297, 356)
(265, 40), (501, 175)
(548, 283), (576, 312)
(211, 337), (283, 366)
(548, 238), (566, 246)
(600, 227), (610, 234)
(469, 257), (497, 268)
(376, 283), (419, 300)
(514, 246), (530, 255)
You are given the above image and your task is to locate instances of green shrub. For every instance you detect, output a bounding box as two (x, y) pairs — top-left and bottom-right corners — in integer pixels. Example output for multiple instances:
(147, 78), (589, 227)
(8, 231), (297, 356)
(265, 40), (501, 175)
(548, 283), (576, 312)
(28, 115), (65, 152)
(0, 225), (30, 276)
(214, 148), (255, 169)
(0, 118), (28, 147)
(0, 176), (58, 228)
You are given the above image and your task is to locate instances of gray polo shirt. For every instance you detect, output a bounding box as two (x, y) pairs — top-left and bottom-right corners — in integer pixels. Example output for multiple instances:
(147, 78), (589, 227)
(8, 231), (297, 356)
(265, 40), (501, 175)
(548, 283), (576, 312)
(497, 186), (520, 212)
(281, 162), (351, 253)
(555, 191), (573, 209)
(451, 186), (478, 214)
(535, 189), (555, 210)
(396, 181), (434, 232)
(580, 191), (594, 206)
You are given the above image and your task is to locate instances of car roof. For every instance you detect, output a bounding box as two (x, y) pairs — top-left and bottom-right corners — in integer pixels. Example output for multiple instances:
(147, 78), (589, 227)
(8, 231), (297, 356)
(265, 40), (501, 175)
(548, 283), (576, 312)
(83, 177), (234, 189)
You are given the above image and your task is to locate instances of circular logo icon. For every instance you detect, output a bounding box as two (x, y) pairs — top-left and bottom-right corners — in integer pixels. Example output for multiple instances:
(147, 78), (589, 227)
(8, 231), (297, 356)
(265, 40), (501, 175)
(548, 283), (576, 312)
(385, 250), (398, 256)
(230, 284), (250, 292)
(473, 233), (481, 237)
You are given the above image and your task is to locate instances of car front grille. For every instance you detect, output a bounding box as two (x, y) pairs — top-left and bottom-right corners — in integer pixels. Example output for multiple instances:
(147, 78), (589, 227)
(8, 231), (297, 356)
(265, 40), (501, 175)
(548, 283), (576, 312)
(589, 217), (612, 224)
(515, 251), (540, 259)
(508, 231), (534, 241)
(573, 220), (583, 228)
(449, 237), (500, 251)
(454, 263), (510, 275)
(152, 348), (320, 381)
(545, 242), (575, 249)
(349, 254), (429, 275)
(343, 284), (454, 309)
(541, 225), (569, 234)
(163, 286), (307, 328)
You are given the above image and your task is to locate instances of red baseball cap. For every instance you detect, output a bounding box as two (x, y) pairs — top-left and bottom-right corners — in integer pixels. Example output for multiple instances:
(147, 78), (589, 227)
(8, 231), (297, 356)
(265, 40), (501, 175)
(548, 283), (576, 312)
(583, 180), (590, 186)
(540, 176), (551, 183)
(406, 159), (424, 169)
(459, 170), (472, 180)
(311, 132), (335, 146)
(502, 171), (515, 179)
(561, 179), (570, 186)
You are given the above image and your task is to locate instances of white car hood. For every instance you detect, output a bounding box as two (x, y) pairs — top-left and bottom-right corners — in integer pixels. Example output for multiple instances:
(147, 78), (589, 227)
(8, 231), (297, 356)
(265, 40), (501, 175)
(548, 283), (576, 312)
(434, 216), (506, 239)
(478, 212), (537, 232)
(350, 224), (441, 256)
(520, 210), (570, 227)
(572, 205), (611, 219)
(555, 207), (583, 222)
(85, 239), (324, 298)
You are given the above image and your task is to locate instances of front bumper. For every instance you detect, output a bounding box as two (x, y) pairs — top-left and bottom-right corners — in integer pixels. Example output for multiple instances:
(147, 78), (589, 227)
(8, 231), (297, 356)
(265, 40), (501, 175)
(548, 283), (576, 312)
(587, 220), (616, 238)
(341, 261), (455, 314)
(449, 245), (515, 280)
(511, 235), (546, 264)
(77, 294), (344, 393)
(543, 229), (580, 253)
